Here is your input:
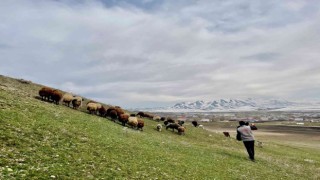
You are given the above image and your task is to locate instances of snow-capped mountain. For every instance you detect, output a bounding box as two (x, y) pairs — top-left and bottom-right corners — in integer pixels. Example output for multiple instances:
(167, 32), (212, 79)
(172, 98), (294, 111)
(133, 98), (320, 112)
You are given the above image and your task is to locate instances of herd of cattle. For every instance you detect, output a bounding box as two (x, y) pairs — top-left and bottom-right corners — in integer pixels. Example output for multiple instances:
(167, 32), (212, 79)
(38, 87), (198, 135)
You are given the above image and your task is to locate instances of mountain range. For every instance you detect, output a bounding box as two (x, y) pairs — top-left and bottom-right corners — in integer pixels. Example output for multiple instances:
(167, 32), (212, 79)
(134, 98), (320, 112)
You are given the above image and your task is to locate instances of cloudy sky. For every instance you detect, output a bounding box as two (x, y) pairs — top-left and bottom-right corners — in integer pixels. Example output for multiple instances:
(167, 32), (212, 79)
(1, 0), (320, 108)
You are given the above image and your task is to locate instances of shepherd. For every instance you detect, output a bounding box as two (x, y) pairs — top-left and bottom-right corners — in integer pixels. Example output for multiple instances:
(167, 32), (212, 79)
(237, 121), (255, 161)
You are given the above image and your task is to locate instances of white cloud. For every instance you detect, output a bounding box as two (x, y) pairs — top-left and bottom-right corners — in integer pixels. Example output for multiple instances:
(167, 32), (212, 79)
(0, 0), (320, 108)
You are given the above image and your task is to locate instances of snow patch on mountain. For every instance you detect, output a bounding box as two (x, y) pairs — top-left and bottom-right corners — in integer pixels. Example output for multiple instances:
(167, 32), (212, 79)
(133, 98), (320, 112)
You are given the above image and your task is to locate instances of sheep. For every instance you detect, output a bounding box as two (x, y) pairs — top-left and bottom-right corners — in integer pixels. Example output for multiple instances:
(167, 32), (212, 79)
(128, 116), (138, 128)
(153, 116), (161, 121)
(137, 112), (144, 117)
(223, 132), (230, 137)
(106, 107), (118, 120)
(160, 117), (166, 121)
(250, 124), (258, 130)
(198, 125), (204, 129)
(51, 90), (63, 105)
(118, 114), (129, 126)
(71, 96), (82, 109)
(178, 126), (186, 135)
(109, 110), (118, 120)
(164, 120), (169, 126)
(38, 87), (54, 101)
(86, 101), (101, 108)
(38, 87), (64, 105)
(164, 118), (175, 126)
(115, 106), (124, 116)
(192, 121), (198, 127)
(178, 120), (185, 126)
(144, 113), (154, 119)
(167, 117), (175, 124)
(62, 93), (73, 107)
(137, 119), (144, 131)
(166, 123), (181, 132)
(87, 100), (96, 104)
(106, 107), (116, 114)
(87, 102), (99, 115)
(156, 124), (162, 132)
(136, 111), (154, 119)
(99, 106), (107, 117)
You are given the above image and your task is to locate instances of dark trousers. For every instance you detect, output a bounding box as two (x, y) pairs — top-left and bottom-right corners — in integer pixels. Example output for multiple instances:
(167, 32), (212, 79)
(243, 141), (255, 160)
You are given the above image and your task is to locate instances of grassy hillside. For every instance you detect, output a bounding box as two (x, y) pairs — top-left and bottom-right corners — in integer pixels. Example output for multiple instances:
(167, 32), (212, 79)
(0, 75), (319, 179)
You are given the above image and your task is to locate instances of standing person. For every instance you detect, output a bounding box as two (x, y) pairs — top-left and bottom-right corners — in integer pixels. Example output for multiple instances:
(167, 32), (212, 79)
(237, 121), (255, 161)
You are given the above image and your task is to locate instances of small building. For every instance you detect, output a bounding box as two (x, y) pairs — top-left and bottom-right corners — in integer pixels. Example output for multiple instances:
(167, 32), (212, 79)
(294, 118), (304, 121)
(200, 119), (210, 122)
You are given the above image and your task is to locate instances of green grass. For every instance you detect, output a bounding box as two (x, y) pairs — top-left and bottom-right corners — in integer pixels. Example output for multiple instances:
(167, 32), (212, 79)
(0, 75), (319, 179)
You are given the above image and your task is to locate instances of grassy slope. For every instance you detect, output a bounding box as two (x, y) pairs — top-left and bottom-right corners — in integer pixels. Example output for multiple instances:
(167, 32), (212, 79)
(0, 75), (319, 179)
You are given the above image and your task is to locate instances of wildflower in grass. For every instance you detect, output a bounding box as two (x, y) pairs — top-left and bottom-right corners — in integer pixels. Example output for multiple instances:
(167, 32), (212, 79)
(7, 168), (13, 172)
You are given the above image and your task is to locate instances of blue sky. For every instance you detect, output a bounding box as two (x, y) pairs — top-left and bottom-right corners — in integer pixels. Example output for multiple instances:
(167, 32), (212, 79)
(1, 0), (320, 108)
